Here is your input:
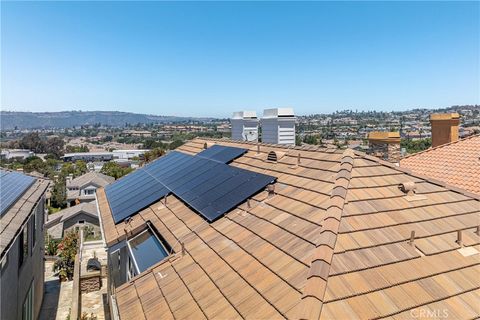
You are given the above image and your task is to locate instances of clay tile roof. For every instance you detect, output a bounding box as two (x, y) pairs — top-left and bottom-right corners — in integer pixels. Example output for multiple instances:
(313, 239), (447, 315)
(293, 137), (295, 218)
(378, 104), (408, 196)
(401, 134), (480, 195)
(46, 202), (98, 228)
(97, 138), (480, 320)
(67, 171), (114, 189)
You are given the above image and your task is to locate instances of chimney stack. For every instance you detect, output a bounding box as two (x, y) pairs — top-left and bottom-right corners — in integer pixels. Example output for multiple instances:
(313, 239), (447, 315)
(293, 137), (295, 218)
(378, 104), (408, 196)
(430, 113), (460, 148)
(367, 132), (401, 162)
(231, 111), (259, 142)
(261, 108), (296, 145)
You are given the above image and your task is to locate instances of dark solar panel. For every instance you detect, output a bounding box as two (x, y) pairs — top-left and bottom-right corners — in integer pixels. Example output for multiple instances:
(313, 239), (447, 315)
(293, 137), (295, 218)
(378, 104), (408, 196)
(196, 145), (248, 163)
(177, 166), (275, 222)
(0, 170), (36, 216)
(105, 149), (276, 224)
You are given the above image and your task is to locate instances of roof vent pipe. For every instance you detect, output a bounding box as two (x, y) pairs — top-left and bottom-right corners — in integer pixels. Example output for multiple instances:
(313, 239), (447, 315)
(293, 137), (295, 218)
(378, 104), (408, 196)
(409, 230), (415, 245)
(267, 184), (275, 198)
(399, 181), (416, 196)
(203, 143), (208, 149)
(456, 230), (463, 246)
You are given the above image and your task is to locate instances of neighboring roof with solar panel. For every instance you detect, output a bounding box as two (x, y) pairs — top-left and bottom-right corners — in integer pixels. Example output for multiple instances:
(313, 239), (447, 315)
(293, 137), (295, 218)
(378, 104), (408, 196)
(0, 170), (49, 259)
(0, 170), (36, 216)
(97, 138), (480, 320)
(104, 147), (275, 223)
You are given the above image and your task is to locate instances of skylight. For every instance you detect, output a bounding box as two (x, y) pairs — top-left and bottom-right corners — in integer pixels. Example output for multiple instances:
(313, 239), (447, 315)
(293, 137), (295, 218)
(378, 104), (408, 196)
(127, 228), (169, 273)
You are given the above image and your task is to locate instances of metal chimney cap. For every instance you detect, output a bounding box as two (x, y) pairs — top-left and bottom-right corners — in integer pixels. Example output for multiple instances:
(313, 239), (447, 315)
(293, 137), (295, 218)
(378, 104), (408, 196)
(232, 111), (257, 119)
(262, 108), (295, 118)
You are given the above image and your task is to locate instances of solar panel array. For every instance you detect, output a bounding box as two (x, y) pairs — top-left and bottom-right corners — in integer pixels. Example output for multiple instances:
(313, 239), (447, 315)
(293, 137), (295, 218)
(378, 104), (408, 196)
(196, 145), (247, 163)
(105, 146), (276, 224)
(0, 170), (36, 216)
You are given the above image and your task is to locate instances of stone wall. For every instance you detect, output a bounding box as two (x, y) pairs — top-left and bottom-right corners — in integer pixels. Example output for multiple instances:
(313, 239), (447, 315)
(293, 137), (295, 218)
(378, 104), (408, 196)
(368, 142), (401, 162)
(80, 272), (102, 293)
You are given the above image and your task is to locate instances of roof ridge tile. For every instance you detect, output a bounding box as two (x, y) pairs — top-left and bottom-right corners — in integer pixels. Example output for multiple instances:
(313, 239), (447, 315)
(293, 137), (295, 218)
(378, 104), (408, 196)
(298, 149), (354, 319)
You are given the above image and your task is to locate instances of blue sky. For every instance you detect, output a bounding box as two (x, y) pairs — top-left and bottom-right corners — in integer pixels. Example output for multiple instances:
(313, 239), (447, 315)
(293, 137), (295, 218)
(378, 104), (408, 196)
(1, 1), (479, 117)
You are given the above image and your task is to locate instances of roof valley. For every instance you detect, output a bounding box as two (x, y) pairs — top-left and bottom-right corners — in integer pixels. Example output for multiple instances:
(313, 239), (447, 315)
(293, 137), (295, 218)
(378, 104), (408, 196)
(299, 149), (355, 320)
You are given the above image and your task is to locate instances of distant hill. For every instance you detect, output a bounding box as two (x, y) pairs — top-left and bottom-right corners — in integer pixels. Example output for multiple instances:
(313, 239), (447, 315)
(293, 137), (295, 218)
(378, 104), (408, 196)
(0, 111), (206, 129)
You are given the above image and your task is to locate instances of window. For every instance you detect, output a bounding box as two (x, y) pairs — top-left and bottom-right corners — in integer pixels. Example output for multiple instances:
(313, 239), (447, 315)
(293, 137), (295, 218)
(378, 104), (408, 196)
(31, 212), (37, 250)
(22, 281), (34, 320)
(127, 255), (136, 281)
(85, 189), (95, 195)
(1, 253), (8, 274)
(19, 225), (28, 268)
(127, 228), (169, 274)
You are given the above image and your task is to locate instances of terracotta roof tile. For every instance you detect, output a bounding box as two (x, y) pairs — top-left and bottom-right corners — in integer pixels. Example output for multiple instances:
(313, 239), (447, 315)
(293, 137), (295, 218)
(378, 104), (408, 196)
(97, 138), (480, 320)
(401, 134), (480, 195)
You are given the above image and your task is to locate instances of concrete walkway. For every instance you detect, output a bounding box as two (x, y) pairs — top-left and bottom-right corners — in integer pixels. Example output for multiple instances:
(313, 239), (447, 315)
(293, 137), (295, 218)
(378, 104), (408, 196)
(80, 241), (110, 320)
(39, 260), (73, 320)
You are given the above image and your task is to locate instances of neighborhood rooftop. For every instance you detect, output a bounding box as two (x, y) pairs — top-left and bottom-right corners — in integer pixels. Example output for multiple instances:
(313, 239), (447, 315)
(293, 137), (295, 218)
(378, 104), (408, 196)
(67, 171), (115, 189)
(45, 202), (98, 239)
(97, 138), (480, 320)
(0, 170), (49, 259)
(401, 134), (480, 195)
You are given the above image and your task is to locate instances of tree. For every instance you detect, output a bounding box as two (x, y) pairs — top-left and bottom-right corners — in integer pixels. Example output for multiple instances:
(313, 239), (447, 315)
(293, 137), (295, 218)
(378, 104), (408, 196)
(65, 145), (89, 153)
(169, 140), (184, 150)
(144, 148), (165, 163)
(51, 177), (67, 208)
(74, 160), (88, 176)
(19, 132), (44, 153)
(303, 135), (319, 145)
(295, 136), (302, 146)
(23, 157), (47, 175)
(101, 161), (133, 179)
(401, 138), (432, 154)
(60, 161), (87, 178)
(45, 137), (65, 157)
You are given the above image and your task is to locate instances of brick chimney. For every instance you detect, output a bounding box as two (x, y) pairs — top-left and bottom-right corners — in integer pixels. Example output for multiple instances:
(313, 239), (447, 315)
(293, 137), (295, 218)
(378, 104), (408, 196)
(430, 113), (460, 148)
(367, 131), (401, 162)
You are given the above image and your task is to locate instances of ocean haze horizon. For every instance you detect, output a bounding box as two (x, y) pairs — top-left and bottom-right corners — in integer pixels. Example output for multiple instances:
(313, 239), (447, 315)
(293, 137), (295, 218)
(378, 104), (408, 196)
(1, 104), (476, 119)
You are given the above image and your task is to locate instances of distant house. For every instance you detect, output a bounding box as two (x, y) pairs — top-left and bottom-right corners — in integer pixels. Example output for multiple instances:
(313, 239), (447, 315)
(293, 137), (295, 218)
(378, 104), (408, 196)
(62, 152), (114, 162)
(0, 149), (34, 160)
(112, 149), (149, 160)
(66, 172), (114, 207)
(46, 202), (99, 240)
(0, 170), (49, 320)
(122, 130), (152, 137)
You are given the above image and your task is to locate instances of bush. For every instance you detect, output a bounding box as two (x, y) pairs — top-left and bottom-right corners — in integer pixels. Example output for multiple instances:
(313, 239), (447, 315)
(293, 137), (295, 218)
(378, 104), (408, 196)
(53, 230), (78, 280)
(46, 238), (61, 256)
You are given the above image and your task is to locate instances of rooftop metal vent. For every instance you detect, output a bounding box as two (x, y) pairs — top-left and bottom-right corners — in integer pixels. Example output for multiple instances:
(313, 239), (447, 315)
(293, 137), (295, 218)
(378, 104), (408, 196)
(399, 181), (427, 202)
(86, 258), (101, 272)
(261, 108), (296, 145)
(399, 181), (416, 196)
(231, 111), (259, 142)
(267, 151), (278, 162)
